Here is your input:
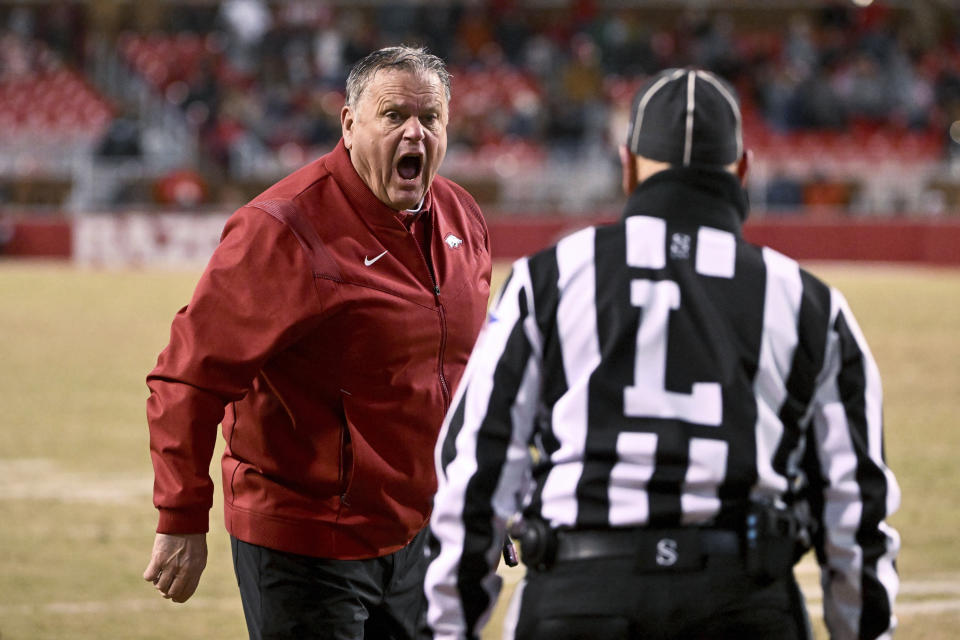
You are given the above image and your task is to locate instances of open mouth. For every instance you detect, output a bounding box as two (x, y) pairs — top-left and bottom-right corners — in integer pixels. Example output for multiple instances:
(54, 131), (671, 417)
(397, 154), (423, 181)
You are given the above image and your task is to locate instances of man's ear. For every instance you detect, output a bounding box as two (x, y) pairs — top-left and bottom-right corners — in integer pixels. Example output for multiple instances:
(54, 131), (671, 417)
(620, 145), (637, 196)
(737, 149), (752, 186)
(341, 105), (354, 149)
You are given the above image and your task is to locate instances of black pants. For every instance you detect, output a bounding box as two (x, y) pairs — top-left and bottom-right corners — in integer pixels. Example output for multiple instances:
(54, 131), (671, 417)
(508, 555), (811, 640)
(231, 530), (428, 640)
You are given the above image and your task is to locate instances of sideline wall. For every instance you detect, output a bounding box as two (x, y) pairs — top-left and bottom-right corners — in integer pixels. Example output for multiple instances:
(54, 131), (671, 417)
(3, 214), (959, 266)
(485, 216), (960, 264)
(2, 218), (71, 258)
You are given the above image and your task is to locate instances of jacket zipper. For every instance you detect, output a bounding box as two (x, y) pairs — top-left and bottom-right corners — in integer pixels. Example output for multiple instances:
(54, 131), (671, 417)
(426, 261), (450, 412)
(437, 299), (450, 411)
(408, 220), (450, 411)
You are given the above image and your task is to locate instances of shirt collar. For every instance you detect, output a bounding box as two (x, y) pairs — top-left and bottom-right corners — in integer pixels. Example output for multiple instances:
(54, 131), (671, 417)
(623, 166), (749, 234)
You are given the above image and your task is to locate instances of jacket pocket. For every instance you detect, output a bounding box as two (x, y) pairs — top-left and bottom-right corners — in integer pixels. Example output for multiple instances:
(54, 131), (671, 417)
(337, 399), (355, 506)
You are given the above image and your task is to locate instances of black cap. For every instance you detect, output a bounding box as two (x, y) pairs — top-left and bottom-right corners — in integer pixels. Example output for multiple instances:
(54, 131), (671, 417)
(626, 68), (743, 167)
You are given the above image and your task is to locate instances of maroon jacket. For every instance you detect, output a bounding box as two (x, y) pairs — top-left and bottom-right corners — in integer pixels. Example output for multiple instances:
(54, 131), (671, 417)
(147, 140), (491, 559)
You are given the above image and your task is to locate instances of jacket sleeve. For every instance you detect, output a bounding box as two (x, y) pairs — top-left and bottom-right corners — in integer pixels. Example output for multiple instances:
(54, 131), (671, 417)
(146, 206), (325, 534)
(807, 288), (900, 640)
(424, 259), (541, 640)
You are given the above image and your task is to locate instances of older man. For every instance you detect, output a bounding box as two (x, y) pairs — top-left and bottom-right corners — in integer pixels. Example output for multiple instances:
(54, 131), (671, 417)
(142, 46), (491, 639)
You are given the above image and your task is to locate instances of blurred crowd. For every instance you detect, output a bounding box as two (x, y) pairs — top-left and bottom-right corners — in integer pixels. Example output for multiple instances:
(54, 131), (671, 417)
(2, 0), (960, 214)
(115, 1), (960, 163)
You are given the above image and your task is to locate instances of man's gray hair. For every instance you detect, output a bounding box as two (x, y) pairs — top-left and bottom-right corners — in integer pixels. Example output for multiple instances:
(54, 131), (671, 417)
(345, 45), (451, 107)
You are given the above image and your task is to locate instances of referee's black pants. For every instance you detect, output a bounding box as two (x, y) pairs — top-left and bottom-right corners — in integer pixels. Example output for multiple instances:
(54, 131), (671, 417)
(506, 554), (810, 640)
(231, 529), (428, 640)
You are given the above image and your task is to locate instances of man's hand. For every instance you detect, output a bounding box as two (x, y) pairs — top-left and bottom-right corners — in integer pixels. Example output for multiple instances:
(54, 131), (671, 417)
(143, 532), (208, 603)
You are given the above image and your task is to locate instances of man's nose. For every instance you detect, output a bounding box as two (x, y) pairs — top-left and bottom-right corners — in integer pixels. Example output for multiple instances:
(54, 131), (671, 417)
(402, 116), (425, 140)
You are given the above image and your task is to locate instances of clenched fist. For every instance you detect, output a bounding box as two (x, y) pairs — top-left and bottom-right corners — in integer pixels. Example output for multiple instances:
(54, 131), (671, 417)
(143, 533), (208, 603)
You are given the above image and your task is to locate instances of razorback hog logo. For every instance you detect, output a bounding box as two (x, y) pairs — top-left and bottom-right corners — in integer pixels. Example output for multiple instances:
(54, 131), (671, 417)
(444, 233), (463, 249)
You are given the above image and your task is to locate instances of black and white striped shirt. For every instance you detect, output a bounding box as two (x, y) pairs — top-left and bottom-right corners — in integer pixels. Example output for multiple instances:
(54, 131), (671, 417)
(425, 168), (900, 640)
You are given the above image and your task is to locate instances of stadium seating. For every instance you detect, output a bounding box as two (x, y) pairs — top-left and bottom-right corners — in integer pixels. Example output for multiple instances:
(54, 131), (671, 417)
(1, 1), (958, 215)
(0, 31), (113, 204)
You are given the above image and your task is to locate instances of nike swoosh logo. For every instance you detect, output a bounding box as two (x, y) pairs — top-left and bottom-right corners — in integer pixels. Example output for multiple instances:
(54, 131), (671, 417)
(363, 250), (388, 266)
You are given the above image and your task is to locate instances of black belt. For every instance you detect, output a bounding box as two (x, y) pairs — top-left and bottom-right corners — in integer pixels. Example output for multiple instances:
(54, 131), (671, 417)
(554, 527), (741, 572)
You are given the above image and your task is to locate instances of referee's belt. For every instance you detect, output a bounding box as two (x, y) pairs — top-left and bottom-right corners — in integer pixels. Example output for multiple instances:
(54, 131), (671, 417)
(554, 527), (741, 572)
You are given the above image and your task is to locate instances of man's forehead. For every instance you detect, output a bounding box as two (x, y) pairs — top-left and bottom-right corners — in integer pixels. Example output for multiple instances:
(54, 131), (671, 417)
(363, 69), (447, 104)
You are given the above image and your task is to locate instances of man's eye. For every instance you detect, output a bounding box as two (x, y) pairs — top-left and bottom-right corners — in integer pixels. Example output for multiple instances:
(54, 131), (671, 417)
(384, 112), (402, 123)
(422, 114), (439, 125)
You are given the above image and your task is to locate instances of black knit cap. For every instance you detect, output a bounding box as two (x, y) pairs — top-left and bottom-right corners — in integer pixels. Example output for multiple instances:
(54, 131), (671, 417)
(626, 68), (743, 167)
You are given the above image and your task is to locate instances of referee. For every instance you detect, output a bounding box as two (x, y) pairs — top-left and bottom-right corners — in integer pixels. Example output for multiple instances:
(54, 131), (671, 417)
(423, 68), (900, 640)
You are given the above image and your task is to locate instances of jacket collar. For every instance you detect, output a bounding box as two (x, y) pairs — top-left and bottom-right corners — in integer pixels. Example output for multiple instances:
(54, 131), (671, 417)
(324, 138), (435, 228)
(623, 167), (748, 234)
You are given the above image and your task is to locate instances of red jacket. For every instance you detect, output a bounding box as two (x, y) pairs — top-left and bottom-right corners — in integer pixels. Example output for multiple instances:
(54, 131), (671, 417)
(147, 140), (491, 559)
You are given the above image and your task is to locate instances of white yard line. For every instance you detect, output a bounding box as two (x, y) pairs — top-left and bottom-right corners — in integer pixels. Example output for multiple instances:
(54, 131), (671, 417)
(0, 596), (239, 616)
(0, 458), (152, 504)
(899, 580), (960, 596)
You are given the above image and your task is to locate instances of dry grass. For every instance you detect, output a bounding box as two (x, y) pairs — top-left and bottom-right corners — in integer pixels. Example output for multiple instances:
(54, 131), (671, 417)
(0, 260), (957, 639)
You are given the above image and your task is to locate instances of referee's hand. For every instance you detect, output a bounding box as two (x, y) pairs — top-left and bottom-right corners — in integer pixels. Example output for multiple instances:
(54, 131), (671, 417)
(143, 532), (208, 603)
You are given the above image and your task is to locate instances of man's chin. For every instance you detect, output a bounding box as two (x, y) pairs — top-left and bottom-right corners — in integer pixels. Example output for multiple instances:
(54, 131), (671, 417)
(388, 184), (425, 211)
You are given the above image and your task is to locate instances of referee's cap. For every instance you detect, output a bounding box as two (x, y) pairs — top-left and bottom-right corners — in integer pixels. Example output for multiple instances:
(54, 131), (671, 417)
(626, 68), (743, 167)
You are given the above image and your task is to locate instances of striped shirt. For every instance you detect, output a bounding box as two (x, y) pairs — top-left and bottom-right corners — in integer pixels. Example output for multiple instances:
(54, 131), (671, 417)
(425, 168), (900, 640)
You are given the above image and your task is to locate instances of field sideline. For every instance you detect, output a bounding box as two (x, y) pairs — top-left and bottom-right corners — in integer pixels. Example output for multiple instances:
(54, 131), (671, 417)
(1, 259), (959, 639)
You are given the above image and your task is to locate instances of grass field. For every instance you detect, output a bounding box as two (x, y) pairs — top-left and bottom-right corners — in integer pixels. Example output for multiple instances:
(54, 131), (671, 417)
(1, 259), (959, 639)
